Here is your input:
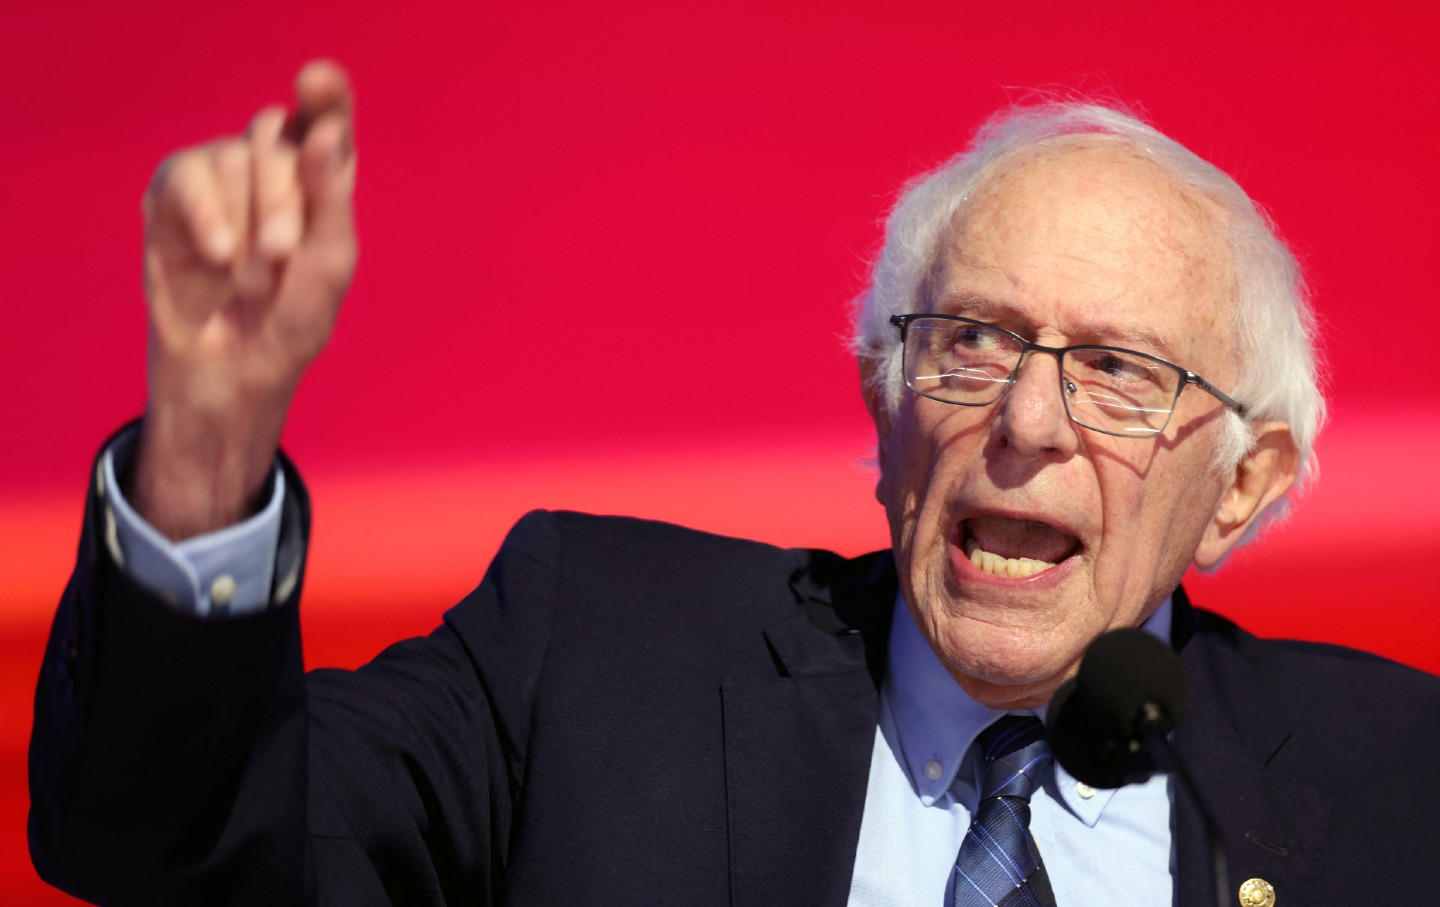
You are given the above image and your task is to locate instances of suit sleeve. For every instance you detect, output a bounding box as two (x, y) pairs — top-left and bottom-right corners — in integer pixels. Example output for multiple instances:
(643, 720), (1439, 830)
(101, 427), (287, 617)
(29, 428), (564, 906)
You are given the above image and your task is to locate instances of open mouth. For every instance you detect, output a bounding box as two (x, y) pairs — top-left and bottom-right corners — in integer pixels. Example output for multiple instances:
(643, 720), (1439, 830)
(961, 516), (1081, 579)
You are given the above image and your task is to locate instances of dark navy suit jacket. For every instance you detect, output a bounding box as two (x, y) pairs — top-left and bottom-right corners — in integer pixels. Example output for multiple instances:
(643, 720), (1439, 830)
(29, 445), (1440, 905)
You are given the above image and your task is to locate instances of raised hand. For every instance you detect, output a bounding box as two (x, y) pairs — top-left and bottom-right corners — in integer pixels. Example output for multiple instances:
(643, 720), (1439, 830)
(131, 61), (357, 539)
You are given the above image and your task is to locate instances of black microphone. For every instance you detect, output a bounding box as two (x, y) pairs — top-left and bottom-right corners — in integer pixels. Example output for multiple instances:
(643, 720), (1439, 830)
(1047, 628), (1228, 907)
(1046, 628), (1185, 789)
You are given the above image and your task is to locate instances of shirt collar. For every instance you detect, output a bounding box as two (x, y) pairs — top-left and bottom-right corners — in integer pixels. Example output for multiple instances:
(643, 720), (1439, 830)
(881, 594), (1173, 824)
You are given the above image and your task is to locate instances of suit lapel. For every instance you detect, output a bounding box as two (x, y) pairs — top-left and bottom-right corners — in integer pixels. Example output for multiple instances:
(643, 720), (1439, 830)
(722, 551), (895, 907)
(719, 570), (1340, 907)
(1170, 590), (1333, 907)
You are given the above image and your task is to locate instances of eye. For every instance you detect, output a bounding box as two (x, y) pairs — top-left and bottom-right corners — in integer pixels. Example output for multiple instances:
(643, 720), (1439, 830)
(1086, 351), (1154, 384)
(1098, 354), (1133, 377)
(954, 324), (1002, 350)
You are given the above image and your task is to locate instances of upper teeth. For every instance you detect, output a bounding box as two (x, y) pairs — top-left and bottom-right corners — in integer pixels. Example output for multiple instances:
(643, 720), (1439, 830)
(969, 545), (1057, 578)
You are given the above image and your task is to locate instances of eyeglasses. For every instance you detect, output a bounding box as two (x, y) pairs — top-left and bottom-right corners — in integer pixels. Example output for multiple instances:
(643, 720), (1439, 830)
(889, 314), (1246, 438)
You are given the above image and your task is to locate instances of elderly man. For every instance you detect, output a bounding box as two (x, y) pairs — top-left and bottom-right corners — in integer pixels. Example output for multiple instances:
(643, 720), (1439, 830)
(30, 62), (1440, 906)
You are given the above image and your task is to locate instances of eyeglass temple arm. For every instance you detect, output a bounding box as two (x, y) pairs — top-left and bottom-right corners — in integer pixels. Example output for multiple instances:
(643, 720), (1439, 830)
(1185, 372), (1246, 417)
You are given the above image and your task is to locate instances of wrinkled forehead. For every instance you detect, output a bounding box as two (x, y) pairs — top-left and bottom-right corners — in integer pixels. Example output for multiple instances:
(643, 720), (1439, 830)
(928, 137), (1239, 365)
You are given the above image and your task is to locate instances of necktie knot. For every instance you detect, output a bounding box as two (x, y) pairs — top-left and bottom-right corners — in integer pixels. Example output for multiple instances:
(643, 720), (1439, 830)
(977, 715), (1051, 803)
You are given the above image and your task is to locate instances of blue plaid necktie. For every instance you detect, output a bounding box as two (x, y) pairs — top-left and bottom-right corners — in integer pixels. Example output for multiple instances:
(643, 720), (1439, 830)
(951, 716), (1057, 907)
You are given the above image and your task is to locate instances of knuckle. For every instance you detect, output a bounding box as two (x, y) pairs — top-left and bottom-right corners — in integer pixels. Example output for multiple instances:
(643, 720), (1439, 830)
(247, 105), (287, 140)
(213, 141), (250, 179)
(149, 150), (204, 200)
(146, 155), (177, 195)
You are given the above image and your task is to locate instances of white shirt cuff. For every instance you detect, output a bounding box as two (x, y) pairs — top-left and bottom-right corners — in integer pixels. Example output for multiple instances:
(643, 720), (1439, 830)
(100, 448), (285, 617)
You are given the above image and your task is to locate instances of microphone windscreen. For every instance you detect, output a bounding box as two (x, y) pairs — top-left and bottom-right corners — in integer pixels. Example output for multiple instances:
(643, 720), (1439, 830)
(1047, 628), (1187, 789)
(1079, 628), (1186, 735)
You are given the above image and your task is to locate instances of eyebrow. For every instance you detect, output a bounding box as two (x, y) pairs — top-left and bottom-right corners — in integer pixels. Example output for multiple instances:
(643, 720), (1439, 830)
(935, 293), (1181, 361)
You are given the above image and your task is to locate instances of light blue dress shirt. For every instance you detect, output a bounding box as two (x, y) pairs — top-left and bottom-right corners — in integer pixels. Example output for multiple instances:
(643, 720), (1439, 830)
(847, 597), (1174, 905)
(101, 447), (285, 616)
(106, 445), (1175, 902)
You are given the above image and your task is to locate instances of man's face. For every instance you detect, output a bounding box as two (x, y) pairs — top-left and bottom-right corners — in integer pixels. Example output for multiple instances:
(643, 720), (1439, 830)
(870, 141), (1242, 709)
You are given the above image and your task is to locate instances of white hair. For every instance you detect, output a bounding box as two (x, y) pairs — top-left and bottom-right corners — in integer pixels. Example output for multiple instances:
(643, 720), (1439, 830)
(852, 102), (1325, 505)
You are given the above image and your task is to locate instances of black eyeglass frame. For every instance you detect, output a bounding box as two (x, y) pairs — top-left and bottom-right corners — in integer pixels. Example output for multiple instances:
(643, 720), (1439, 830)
(888, 313), (1247, 439)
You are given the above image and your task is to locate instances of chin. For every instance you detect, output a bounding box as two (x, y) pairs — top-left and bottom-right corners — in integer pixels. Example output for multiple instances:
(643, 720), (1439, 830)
(929, 616), (1085, 707)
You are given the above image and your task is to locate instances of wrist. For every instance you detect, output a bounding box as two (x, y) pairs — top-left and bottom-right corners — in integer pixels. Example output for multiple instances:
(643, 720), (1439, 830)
(131, 395), (292, 540)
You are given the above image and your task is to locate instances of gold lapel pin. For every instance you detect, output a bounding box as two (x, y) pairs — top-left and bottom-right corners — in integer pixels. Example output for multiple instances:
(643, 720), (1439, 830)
(1237, 878), (1276, 907)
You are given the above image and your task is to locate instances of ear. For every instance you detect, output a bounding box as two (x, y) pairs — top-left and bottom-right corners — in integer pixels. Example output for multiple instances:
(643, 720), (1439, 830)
(859, 355), (891, 441)
(1193, 421), (1300, 569)
(859, 354), (895, 505)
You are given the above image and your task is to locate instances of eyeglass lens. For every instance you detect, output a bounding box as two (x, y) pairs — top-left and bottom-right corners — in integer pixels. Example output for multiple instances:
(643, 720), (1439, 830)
(903, 318), (1179, 435)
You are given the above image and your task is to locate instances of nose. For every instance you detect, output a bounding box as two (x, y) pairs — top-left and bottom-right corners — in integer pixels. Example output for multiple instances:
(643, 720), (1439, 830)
(992, 350), (1079, 457)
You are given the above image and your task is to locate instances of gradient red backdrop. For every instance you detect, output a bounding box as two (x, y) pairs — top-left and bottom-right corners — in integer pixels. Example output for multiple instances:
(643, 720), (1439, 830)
(4, 1), (1438, 902)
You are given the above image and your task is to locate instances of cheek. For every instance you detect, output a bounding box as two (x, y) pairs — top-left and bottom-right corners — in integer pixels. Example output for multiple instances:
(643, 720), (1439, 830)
(878, 407), (971, 553)
(1094, 448), (1224, 603)
(879, 404), (931, 496)
(883, 429), (935, 529)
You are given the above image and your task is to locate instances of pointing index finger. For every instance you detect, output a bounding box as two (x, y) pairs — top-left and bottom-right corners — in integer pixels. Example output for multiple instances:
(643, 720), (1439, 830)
(282, 59), (353, 146)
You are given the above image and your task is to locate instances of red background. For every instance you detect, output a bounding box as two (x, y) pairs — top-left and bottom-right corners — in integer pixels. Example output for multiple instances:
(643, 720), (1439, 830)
(3, 1), (1437, 902)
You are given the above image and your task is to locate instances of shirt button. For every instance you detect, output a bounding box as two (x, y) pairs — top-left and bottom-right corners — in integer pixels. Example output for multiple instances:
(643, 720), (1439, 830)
(273, 557), (301, 605)
(103, 507), (124, 567)
(923, 760), (943, 781)
(1076, 781), (1096, 800)
(210, 575), (237, 608)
